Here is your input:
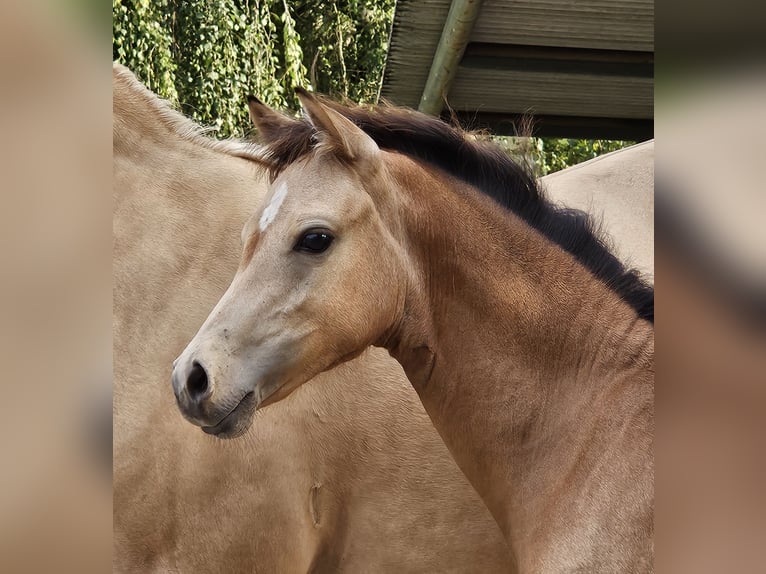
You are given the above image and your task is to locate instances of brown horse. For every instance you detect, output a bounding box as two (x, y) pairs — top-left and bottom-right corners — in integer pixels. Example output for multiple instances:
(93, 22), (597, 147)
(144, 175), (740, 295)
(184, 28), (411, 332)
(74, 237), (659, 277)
(113, 64), (511, 572)
(172, 92), (654, 572)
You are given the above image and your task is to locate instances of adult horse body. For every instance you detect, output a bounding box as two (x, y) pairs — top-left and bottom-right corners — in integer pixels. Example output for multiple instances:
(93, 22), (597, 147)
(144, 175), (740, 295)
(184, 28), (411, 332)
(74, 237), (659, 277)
(173, 94), (654, 572)
(113, 64), (511, 572)
(543, 140), (654, 279)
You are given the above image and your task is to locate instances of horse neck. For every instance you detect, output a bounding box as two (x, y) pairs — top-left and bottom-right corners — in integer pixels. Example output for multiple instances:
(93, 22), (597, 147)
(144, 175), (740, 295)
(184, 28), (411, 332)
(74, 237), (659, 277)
(384, 159), (654, 562)
(113, 121), (261, 416)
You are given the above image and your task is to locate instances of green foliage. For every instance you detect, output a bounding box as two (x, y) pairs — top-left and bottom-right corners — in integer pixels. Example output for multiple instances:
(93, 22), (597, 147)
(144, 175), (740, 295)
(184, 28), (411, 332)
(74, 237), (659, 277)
(113, 0), (632, 168)
(113, 0), (178, 103)
(491, 136), (633, 176)
(535, 138), (634, 175)
(114, 0), (296, 136)
(113, 0), (392, 137)
(290, 0), (395, 103)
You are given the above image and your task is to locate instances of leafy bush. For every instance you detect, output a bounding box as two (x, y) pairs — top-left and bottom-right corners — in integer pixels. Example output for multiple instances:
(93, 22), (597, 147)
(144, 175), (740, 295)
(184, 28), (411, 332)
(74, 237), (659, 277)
(114, 0), (305, 136)
(535, 138), (634, 175)
(114, 0), (392, 137)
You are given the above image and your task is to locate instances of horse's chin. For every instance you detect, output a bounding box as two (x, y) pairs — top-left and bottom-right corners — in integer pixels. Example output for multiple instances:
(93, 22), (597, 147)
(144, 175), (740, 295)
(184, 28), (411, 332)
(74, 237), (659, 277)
(201, 392), (256, 439)
(256, 373), (309, 411)
(256, 385), (283, 410)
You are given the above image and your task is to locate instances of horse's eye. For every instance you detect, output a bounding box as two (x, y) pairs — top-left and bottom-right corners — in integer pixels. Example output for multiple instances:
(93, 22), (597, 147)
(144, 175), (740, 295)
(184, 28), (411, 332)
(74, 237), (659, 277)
(294, 230), (334, 254)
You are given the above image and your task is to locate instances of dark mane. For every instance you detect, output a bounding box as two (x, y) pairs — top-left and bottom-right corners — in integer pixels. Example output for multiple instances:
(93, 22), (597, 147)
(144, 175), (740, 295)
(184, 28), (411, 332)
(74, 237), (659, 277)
(258, 99), (654, 323)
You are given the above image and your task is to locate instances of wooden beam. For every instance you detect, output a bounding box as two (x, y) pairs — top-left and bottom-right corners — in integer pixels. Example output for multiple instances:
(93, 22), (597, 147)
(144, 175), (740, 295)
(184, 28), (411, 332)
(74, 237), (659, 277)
(462, 43), (654, 78)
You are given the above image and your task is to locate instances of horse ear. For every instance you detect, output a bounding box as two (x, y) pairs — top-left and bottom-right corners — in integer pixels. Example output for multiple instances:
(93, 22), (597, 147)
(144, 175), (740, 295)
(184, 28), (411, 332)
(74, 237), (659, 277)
(295, 88), (379, 164)
(246, 95), (300, 143)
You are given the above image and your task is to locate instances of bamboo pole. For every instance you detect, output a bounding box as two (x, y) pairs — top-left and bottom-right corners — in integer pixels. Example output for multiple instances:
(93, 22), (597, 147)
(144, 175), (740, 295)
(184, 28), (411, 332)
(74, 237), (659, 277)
(418, 0), (484, 115)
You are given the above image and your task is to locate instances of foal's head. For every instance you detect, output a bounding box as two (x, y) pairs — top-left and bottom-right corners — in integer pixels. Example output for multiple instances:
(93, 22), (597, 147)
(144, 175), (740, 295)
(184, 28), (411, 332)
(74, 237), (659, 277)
(171, 92), (411, 437)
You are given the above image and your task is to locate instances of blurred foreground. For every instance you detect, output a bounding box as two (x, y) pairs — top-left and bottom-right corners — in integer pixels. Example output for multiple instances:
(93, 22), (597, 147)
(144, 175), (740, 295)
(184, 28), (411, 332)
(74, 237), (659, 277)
(656, 74), (766, 572)
(0, 1), (763, 572)
(0, 1), (111, 572)
(655, 1), (766, 569)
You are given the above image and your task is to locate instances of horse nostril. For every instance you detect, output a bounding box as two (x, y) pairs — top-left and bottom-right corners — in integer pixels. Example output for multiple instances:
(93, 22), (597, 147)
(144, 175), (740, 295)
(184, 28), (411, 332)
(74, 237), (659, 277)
(186, 361), (210, 402)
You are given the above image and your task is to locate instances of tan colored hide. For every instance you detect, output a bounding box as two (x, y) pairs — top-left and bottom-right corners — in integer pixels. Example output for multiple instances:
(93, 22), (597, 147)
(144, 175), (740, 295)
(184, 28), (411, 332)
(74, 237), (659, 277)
(191, 97), (653, 571)
(113, 64), (511, 573)
(542, 141), (654, 280)
(114, 64), (654, 573)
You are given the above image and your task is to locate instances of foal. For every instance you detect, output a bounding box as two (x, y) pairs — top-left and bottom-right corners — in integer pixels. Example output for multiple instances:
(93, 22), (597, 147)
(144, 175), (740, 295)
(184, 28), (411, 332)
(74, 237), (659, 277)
(173, 93), (654, 572)
(115, 65), (511, 572)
